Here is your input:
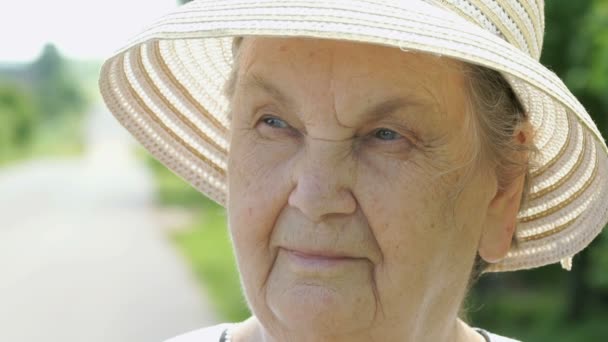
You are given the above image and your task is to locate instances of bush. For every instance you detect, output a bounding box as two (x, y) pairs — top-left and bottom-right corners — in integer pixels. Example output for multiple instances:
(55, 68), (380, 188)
(0, 82), (37, 162)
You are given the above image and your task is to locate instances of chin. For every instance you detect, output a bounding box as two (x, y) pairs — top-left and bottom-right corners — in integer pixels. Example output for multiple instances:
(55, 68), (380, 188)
(266, 282), (376, 334)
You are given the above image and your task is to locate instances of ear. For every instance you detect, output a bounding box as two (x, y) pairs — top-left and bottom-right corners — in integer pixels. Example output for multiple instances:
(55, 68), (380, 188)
(478, 171), (525, 263)
(478, 121), (532, 263)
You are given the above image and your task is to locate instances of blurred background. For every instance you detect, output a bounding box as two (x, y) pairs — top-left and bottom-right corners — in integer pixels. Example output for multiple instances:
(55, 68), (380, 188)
(0, 0), (606, 341)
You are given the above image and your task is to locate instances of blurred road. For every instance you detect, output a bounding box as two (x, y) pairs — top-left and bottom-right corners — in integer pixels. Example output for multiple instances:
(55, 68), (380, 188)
(0, 106), (218, 341)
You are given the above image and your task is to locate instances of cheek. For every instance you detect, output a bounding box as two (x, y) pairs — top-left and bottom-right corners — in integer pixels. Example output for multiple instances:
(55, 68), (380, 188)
(228, 127), (295, 232)
(359, 161), (451, 258)
(357, 156), (484, 300)
(356, 158), (463, 282)
(227, 129), (295, 297)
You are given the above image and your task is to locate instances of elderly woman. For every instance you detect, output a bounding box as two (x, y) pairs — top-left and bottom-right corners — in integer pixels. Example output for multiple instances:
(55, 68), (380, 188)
(99, 1), (608, 341)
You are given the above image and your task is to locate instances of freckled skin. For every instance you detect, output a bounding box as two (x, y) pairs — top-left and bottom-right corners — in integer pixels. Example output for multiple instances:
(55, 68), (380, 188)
(227, 37), (501, 342)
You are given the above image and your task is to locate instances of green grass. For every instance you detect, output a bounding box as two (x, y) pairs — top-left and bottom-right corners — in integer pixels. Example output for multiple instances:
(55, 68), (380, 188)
(172, 209), (251, 322)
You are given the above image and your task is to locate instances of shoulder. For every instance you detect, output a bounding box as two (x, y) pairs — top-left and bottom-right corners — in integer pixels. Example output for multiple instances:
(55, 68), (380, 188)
(164, 323), (234, 342)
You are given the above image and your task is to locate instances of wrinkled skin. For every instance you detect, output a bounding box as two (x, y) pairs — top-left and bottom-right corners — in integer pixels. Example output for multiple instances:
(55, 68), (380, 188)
(226, 37), (523, 342)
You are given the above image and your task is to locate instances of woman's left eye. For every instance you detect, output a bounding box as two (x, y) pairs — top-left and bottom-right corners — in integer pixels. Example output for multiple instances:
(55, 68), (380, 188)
(373, 128), (402, 141)
(261, 116), (289, 129)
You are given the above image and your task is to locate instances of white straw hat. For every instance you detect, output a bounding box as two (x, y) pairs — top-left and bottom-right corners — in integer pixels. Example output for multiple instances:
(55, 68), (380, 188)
(99, 0), (608, 272)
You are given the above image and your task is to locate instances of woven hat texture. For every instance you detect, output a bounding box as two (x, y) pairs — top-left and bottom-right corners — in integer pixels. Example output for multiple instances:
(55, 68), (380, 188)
(99, 0), (608, 272)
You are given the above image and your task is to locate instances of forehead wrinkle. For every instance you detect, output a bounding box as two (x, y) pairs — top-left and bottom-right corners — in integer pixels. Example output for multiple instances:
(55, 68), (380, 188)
(237, 41), (445, 134)
(239, 72), (297, 112)
(239, 71), (438, 133)
(359, 96), (435, 125)
(327, 43), (344, 130)
(417, 83), (447, 120)
(331, 65), (445, 130)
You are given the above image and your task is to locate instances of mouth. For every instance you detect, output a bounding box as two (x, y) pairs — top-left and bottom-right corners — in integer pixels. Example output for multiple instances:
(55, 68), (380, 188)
(281, 248), (364, 269)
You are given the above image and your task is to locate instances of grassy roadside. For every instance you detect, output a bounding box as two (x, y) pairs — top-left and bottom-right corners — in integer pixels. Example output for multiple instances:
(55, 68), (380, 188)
(144, 153), (250, 322)
(171, 209), (250, 322)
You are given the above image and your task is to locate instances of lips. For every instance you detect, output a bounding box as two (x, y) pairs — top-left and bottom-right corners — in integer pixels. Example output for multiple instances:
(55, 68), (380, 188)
(281, 247), (365, 270)
(285, 248), (355, 260)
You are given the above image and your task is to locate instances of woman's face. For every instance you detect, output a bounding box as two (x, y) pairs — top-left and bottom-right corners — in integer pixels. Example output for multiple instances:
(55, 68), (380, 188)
(227, 37), (499, 339)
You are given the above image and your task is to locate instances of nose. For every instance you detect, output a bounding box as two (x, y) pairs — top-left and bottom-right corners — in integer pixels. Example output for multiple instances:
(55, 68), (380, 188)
(288, 138), (357, 222)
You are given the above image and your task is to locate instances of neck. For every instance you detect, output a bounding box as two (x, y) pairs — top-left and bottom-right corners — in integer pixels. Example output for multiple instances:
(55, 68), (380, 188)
(233, 316), (485, 342)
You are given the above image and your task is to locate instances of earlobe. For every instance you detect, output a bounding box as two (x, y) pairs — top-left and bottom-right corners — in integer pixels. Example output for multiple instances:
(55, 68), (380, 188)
(478, 221), (516, 263)
(478, 173), (525, 263)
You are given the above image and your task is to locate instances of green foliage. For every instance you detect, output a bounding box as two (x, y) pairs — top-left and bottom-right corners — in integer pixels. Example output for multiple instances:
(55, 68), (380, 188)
(588, 234), (608, 288)
(543, 0), (608, 133)
(0, 82), (37, 161)
(30, 44), (86, 123)
(469, 287), (608, 342)
(0, 43), (87, 165)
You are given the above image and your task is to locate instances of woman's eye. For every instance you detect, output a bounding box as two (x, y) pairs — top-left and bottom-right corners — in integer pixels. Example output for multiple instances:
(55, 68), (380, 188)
(365, 127), (417, 156)
(261, 116), (289, 129)
(256, 115), (300, 139)
(374, 128), (402, 141)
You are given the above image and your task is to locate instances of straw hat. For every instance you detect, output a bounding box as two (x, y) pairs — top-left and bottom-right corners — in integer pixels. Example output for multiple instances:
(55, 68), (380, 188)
(99, 0), (608, 272)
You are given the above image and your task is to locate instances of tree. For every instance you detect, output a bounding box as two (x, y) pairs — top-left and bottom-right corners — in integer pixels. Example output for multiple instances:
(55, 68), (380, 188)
(30, 44), (65, 85)
(28, 43), (85, 123)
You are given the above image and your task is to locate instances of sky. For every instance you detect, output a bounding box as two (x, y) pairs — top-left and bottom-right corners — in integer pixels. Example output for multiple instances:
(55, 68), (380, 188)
(0, 1), (178, 63)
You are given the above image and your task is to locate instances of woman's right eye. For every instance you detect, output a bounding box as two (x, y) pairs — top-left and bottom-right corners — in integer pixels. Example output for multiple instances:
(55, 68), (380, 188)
(256, 115), (300, 139)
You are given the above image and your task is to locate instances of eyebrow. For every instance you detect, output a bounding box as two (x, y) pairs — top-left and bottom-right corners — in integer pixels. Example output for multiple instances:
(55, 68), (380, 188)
(241, 73), (297, 110)
(239, 73), (432, 123)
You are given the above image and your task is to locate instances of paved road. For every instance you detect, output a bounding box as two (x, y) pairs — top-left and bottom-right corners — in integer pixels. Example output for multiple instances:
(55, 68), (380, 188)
(0, 106), (218, 341)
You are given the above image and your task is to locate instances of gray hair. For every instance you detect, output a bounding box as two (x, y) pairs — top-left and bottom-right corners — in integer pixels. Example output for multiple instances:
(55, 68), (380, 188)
(464, 65), (537, 276)
(465, 64), (535, 201)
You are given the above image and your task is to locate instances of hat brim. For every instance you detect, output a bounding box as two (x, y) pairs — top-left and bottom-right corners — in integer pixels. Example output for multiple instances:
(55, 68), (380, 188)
(99, 0), (608, 272)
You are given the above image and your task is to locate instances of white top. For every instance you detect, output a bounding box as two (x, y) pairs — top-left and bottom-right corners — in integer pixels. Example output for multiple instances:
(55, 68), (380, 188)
(164, 324), (522, 342)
